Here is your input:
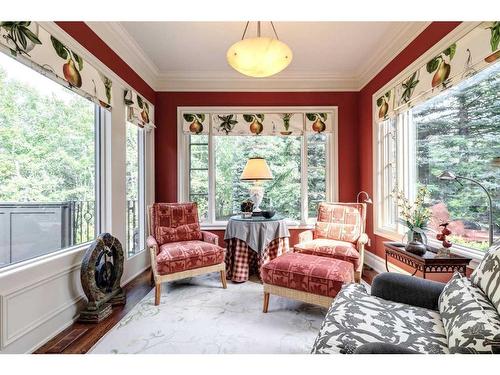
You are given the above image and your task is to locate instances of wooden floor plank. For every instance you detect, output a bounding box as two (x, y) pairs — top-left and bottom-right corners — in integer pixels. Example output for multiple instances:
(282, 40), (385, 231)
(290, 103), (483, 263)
(35, 268), (153, 354)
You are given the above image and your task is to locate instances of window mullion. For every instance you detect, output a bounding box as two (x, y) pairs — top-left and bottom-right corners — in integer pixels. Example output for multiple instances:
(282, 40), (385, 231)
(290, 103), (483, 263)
(301, 133), (308, 224)
(208, 128), (216, 225)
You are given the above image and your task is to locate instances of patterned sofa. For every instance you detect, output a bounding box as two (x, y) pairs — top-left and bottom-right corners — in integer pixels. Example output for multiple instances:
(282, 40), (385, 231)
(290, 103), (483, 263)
(311, 245), (500, 354)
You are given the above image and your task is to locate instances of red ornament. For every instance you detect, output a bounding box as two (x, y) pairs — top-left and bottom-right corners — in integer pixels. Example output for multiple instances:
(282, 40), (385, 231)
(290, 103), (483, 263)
(437, 223), (452, 248)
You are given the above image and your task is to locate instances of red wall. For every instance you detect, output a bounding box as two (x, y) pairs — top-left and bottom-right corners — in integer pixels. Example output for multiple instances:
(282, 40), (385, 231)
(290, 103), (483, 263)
(154, 92), (360, 248)
(358, 22), (462, 280)
(55, 22), (155, 104)
(154, 91), (360, 203)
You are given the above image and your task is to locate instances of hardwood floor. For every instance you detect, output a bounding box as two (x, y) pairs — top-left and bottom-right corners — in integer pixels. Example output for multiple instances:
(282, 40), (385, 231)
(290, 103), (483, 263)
(35, 269), (153, 354)
(35, 266), (378, 354)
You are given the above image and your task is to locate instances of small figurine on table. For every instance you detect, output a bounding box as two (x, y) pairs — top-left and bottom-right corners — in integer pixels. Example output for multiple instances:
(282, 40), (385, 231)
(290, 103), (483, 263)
(436, 222), (452, 257)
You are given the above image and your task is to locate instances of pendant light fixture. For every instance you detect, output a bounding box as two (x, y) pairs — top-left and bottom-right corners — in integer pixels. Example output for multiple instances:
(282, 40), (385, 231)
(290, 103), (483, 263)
(227, 21), (293, 78)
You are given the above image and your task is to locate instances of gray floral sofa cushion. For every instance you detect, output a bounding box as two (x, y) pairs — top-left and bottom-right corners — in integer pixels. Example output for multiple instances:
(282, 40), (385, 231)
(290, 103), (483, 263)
(311, 283), (448, 354)
(439, 272), (500, 354)
(471, 244), (500, 315)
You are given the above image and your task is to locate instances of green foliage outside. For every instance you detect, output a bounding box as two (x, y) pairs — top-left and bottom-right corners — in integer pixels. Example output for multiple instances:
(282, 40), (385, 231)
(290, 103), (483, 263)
(0, 65), (95, 203)
(189, 133), (327, 222)
(413, 61), (500, 250)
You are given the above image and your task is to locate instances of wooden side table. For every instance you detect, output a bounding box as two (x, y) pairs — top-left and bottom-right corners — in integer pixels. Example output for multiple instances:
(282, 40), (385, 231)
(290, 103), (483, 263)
(384, 242), (472, 279)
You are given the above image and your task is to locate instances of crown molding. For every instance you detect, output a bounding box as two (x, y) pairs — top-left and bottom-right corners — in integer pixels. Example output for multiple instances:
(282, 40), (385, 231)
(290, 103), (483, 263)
(155, 71), (359, 91)
(84, 22), (434, 92)
(356, 21), (431, 89)
(85, 21), (159, 90)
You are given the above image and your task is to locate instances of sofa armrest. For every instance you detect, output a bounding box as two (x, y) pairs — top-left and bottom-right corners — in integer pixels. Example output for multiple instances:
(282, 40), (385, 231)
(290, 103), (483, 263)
(201, 231), (219, 246)
(355, 343), (419, 354)
(371, 273), (445, 311)
(298, 230), (313, 244)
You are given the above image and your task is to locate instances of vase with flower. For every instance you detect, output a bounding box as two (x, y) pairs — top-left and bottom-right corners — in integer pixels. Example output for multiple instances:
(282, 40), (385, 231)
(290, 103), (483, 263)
(394, 186), (431, 255)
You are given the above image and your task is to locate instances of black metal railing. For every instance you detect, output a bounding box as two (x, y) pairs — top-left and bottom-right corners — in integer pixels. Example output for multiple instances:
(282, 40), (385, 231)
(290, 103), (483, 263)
(126, 199), (140, 256)
(68, 200), (95, 245)
(0, 200), (141, 268)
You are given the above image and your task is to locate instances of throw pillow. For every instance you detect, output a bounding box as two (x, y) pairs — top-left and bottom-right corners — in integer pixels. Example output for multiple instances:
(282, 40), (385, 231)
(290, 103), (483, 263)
(471, 244), (500, 315)
(439, 272), (500, 354)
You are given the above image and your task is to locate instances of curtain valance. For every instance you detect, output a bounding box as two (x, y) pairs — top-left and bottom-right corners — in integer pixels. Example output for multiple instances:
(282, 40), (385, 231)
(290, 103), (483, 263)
(0, 21), (113, 109)
(124, 89), (155, 130)
(182, 111), (334, 136)
(375, 21), (499, 123)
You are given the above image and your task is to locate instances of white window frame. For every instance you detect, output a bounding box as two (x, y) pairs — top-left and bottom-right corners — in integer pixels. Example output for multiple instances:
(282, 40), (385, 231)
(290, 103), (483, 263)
(177, 106), (339, 229)
(125, 121), (148, 258)
(372, 21), (489, 262)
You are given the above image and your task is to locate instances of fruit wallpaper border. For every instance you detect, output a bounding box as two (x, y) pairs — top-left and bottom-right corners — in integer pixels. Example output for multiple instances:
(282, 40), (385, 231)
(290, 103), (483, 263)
(0, 21), (112, 109)
(124, 89), (155, 130)
(375, 21), (499, 122)
(182, 111), (333, 136)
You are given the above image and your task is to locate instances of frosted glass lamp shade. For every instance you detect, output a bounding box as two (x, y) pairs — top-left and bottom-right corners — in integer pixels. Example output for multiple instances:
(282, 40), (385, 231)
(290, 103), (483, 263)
(227, 37), (293, 78)
(240, 158), (273, 181)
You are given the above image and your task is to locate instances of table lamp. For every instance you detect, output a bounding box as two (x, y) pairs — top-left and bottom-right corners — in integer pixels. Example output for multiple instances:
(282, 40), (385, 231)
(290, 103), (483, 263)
(240, 157), (273, 214)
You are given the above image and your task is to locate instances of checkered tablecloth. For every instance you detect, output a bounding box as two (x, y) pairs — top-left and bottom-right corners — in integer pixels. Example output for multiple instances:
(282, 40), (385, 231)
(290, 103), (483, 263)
(225, 237), (290, 282)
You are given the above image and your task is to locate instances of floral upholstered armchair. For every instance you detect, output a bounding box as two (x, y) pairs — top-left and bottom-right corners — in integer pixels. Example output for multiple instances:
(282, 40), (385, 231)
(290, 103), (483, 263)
(147, 202), (226, 305)
(294, 202), (368, 283)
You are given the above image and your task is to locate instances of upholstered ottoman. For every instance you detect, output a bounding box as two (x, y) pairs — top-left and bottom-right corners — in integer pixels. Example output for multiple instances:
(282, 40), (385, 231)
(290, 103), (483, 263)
(261, 252), (354, 311)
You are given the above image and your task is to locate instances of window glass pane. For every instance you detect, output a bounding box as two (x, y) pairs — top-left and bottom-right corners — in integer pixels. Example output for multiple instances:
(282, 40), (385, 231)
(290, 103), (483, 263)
(126, 123), (145, 257)
(307, 133), (327, 218)
(0, 52), (97, 268)
(214, 136), (302, 221)
(412, 62), (500, 251)
(189, 135), (208, 221)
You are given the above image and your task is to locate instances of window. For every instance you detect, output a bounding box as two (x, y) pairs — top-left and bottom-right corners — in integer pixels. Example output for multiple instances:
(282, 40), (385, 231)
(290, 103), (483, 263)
(0, 52), (101, 268)
(182, 108), (336, 226)
(412, 62), (499, 252)
(376, 61), (500, 253)
(126, 121), (146, 257)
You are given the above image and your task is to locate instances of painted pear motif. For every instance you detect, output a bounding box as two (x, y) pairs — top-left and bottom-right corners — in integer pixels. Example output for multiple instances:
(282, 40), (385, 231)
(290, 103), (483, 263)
(243, 114), (264, 135)
(426, 43), (456, 89)
(306, 113), (328, 133)
(63, 59), (82, 87)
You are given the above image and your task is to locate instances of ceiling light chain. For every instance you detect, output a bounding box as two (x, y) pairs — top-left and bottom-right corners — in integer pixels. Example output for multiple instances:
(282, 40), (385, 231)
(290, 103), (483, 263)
(270, 22), (279, 40)
(241, 21), (250, 40)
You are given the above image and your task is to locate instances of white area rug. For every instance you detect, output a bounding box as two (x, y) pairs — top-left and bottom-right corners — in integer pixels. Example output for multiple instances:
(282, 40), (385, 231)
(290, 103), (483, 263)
(90, 273), (331, 354)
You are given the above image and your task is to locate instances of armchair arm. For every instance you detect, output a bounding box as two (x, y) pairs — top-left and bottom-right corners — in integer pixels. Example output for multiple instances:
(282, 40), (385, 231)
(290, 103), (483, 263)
(147, 235), (159, 282)
(355, 343), (419, 354)
(298, 229), (314, 244)
(357, 233), (369, 247)
(201, 231), (219, 246)
(147, 235), (159, 254)
(371, 273), (445, 311)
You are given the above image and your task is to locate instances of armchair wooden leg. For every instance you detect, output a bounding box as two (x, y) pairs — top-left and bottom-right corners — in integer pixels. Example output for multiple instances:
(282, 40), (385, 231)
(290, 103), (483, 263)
(154, 283), (161, 306)
(263, 292), (270, 313)
(150, 270), (155, 287)
(220, 270), (227, 289)
(354, 271), (361, 283)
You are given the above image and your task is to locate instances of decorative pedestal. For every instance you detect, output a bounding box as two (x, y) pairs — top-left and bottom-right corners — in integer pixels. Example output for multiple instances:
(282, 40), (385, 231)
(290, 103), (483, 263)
(78, 233), (127, 323)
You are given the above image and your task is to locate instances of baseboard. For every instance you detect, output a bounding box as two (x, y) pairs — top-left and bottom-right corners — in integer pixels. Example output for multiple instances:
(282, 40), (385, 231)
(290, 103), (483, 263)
(30, 264), (151, 354)
(364, 251), (410, 275)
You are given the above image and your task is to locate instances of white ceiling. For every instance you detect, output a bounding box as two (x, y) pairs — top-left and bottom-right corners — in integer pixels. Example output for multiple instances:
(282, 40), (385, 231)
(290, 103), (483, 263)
(86, 21), (430, 91)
